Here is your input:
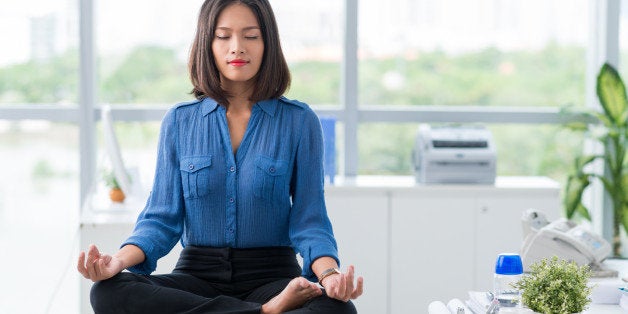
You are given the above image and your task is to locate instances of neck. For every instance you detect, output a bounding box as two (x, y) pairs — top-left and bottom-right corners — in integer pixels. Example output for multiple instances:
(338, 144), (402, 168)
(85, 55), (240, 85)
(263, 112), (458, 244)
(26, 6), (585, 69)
(226, 96), (254, 112)
(223, 80), (255, 111)
(222, 79), (255, 102)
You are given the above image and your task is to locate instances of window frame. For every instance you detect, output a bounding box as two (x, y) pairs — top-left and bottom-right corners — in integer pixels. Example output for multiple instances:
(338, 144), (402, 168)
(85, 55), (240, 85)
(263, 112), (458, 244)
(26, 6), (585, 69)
(0, 0), (621, 221)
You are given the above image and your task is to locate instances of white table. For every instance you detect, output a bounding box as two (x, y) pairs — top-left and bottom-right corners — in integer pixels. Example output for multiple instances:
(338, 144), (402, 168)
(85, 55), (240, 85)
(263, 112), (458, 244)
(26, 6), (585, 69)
(462, 259), (628, 313)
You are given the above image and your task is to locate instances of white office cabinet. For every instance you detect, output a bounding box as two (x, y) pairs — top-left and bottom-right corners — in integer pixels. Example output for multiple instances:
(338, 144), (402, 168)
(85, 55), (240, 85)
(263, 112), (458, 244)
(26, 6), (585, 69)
(474, 193), (561, 292)
(386, 177), (560, 313)
(325, 188), (389, 314)
(390, 191), (476, 314)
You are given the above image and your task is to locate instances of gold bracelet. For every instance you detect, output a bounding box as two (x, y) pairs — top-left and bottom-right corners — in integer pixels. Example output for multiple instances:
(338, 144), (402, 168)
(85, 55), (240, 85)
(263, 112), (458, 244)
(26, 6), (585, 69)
(318, 267), (341, 285)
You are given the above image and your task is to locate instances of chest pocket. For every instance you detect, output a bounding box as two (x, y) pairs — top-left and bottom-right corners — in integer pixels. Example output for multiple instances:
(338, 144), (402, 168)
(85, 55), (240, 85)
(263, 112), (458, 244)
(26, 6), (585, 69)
(254, 155), (289, 202)
(180, 155), (214, 199)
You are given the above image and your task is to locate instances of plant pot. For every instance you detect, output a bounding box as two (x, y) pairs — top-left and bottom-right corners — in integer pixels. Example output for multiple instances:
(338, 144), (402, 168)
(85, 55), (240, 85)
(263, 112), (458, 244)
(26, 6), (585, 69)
(109, 187), (125, 203)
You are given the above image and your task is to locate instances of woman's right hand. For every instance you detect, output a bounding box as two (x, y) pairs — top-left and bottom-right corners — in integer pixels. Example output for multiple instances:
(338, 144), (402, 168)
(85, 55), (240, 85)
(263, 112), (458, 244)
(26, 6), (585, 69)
(77, 244), (124, 282)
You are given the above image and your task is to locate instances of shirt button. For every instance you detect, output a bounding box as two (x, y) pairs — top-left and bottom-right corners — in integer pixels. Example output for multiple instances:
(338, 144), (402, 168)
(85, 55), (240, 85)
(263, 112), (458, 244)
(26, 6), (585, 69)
(269, 167), (275, 173)
(188, 164), (194, 170)
(228, 228), (234, 233)
(229, 198), (234, 203)
(230, 166), (235, 172)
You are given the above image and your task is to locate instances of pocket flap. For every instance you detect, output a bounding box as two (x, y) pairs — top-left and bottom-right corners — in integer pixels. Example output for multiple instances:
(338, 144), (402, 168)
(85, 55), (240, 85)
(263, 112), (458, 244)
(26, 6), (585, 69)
(255, 156), (288, 176)
(180, 155), (213, 173)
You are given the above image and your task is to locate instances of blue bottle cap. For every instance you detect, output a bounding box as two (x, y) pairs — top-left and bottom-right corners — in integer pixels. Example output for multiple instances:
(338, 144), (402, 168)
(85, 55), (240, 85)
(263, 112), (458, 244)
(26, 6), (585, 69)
(495, 253), (523, 275)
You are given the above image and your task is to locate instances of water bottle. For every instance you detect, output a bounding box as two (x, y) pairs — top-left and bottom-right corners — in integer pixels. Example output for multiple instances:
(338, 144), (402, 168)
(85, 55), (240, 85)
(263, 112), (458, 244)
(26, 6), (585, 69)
(494, 253), (523, 309)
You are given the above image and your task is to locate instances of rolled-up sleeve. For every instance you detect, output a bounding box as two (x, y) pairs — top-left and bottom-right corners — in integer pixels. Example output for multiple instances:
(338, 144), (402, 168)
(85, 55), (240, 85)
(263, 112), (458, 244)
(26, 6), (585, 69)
(289, 108), (339, 281)
(122, 108), (185, 274)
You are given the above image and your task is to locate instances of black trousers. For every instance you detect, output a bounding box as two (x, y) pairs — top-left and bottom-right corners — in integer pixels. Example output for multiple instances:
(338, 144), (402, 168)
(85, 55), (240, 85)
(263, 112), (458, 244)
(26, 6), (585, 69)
(90, 246), (357, 314)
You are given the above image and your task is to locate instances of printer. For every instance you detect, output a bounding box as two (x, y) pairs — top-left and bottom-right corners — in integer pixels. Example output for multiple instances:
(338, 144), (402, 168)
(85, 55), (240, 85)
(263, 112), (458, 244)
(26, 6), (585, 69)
(413, 124), (496, 184)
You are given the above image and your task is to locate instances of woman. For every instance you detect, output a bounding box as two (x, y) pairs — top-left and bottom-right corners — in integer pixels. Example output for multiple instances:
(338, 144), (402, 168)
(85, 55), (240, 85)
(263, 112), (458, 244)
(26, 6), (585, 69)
(76, 0), (363, 313)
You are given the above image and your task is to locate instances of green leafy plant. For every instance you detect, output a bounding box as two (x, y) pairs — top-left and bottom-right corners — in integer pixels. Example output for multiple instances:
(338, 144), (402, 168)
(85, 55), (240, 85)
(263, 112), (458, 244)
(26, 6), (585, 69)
(101, 169), (121, 190)
(514, 257), (592, 314)
(563, 63), (628, 256)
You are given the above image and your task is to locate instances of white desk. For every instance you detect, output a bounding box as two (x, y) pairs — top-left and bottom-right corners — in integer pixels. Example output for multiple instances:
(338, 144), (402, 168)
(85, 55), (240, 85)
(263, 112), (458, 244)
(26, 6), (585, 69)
(492, 305), (625, 313)
(459, 259), (628, 313)
(80, 176), (561, 314)
(583, 305), (625, 313)
(583, 259), (628, 313)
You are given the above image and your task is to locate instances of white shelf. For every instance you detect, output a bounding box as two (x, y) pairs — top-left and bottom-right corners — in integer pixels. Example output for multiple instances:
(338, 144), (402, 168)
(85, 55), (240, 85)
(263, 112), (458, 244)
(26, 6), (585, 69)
(328, 175), (559, 190)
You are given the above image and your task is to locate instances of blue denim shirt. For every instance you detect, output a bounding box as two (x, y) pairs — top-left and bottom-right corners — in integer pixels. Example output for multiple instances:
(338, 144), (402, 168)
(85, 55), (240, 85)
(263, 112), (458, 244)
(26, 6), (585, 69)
(122, 96), (338, 281)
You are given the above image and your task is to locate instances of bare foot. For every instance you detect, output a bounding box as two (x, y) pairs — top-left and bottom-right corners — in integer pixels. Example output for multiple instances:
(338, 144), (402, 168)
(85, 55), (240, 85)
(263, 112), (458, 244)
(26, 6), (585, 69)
(261, 277), (322, 314)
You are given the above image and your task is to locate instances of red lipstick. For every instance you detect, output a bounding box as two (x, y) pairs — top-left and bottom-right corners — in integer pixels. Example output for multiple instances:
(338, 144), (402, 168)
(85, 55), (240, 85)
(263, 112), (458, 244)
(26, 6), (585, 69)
(228, 59), (248, 67)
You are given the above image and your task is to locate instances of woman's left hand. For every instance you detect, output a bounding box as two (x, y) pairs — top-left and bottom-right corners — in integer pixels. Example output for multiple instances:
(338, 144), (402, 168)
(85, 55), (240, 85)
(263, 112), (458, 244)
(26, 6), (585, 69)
(321, 265), (364, 302)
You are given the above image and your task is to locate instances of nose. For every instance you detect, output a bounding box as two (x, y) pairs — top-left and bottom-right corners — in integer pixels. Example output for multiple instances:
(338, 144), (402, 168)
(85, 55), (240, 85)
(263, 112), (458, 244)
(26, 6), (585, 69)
(230, 37), (245, 54)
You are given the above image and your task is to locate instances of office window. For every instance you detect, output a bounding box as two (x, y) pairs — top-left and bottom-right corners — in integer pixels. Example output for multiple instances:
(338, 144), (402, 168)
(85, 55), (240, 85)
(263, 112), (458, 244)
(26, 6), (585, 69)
(357, 0), (589, 177)
(358, 123), (584, 182)
(0, 1), (80, 312)
(358, 0), (587, 108)
(96, 0), (202, 104)
(94, 0), (204, 196)
(0, 0), (78, 105)
(271, 0), (343, 106)
(96, 121), (160, 194)
(96, 0), (343, 107)
(0, 122), (79, 313)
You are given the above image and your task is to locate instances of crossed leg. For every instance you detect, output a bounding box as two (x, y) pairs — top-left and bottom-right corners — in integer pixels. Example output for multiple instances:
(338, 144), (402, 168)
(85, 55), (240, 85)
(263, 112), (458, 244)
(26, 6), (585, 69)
(91, 273), (332, 314)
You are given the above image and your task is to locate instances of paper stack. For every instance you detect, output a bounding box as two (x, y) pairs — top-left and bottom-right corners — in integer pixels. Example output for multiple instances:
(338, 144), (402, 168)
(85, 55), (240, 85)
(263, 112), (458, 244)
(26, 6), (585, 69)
(465, 291), (494, 314)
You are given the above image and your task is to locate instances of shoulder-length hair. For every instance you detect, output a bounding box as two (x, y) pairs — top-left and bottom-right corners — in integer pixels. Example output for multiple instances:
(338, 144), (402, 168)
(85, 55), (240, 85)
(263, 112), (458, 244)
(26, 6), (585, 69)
(188, 0), (291, 105)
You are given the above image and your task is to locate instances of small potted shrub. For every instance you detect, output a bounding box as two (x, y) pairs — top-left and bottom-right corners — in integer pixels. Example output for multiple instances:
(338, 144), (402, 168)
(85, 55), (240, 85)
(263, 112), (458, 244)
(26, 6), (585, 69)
(514, 256), (592, 314)
(103, 170), (125, 203)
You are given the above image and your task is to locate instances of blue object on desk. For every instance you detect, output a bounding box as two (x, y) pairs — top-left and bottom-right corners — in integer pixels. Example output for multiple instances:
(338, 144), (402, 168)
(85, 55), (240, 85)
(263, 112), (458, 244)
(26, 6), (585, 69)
(319, 116), (336, 184)
(495, 253), (523, 274)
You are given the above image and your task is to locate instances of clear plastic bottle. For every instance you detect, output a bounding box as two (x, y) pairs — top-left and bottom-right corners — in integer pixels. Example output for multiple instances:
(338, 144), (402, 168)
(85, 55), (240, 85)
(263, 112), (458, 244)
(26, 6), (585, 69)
(494, 253), (523, 309)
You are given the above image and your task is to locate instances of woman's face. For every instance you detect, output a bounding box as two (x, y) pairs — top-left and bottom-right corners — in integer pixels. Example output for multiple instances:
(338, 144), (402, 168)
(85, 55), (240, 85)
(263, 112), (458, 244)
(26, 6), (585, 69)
(212, 3), (264, 88)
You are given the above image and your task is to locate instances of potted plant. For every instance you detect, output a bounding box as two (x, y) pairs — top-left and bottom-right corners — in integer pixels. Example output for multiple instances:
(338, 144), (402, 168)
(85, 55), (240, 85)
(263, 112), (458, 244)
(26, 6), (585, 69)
(563, 63), (628, 256)
(514, 257), (592, 314)
(103, 169), (125, 203)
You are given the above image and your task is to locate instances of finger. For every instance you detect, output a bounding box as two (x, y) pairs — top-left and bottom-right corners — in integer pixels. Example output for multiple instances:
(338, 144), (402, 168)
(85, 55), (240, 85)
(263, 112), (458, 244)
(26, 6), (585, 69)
(86, 245), (98, 268)
(351, 276), (364, 299)
(93, 244), (102, 257)
(345, 266), (355, 300)
(95, 259), (104, 280)
(86, 255), (98, 280)
(336, 273), (346, 300)
(93, 260), (100, 280)
(77, 252), (90, 279)
(323, 279), (338, 299)
(342, 274), (352, 302)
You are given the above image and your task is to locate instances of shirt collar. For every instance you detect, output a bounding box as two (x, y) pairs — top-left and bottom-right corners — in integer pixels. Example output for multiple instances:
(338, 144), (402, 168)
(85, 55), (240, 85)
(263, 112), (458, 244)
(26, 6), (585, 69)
(256, 98), (278, 117)
(200, 97), (278, 117)
(200, 98), (219, 116)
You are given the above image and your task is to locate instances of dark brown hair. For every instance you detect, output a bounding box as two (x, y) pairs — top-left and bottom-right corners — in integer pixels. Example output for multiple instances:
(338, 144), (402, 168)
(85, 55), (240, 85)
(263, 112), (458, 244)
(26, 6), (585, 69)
(188, 0), (291, 105)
